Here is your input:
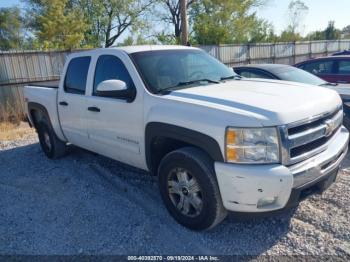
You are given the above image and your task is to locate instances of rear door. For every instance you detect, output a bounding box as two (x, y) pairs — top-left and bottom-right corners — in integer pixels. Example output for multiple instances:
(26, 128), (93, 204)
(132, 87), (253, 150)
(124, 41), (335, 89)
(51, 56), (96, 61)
(334, 59), (350, 84)
(84, 51), (144, 169)
(57, 56), (91, 147)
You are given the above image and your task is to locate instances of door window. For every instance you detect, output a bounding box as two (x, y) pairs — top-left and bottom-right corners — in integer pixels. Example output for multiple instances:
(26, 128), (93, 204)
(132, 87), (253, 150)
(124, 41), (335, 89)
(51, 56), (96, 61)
(64, 56), (91, 94)
(337, 60), (350, 74)
(93, 55), (134, 95)
(301, 60), (333, 75)
(239, 69), (274, 79)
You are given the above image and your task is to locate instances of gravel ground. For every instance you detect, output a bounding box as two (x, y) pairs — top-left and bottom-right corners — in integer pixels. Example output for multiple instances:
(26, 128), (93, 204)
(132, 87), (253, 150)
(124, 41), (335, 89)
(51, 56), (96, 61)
(0, 136), (350, 257)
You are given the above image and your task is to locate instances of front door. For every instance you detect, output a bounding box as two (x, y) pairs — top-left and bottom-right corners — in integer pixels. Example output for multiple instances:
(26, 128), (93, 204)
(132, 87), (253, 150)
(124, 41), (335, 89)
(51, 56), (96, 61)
(85, 53), (144, 169)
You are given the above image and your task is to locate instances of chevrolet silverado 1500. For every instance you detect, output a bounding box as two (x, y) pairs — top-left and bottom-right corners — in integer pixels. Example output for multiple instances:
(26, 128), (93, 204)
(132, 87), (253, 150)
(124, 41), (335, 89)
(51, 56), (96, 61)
(24, 45), (349, 230)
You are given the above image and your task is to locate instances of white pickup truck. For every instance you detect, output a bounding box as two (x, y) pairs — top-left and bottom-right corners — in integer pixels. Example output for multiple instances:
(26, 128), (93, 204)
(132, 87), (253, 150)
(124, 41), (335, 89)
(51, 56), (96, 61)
(24, 45), (349, 230)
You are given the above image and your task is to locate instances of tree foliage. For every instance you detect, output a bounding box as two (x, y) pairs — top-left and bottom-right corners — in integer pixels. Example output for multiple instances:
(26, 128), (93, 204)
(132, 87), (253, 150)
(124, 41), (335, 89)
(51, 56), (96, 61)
(25, 0), (86, 49)
(11, 0), (350, 49)
(278, 0), (308, 42)
(0, 7), (23, 50)
(306, 30), (325, 41)
(155, 0), (194, 44)
(69, 0), (105, 47)
(286, 0), (308, 34)
(278, 30), (302, 42)
(70, 0), (153, 47)
(324, 21), (340, 40)
(190, 0), (271, 45)
(343, 25), (350, 39)
(307, 21), (341, 41)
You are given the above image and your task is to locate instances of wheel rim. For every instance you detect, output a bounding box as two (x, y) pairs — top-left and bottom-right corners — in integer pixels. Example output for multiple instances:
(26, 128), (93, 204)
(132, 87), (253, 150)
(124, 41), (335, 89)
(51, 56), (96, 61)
(43, 132), (52, 151)
(167, 167), (203, 218)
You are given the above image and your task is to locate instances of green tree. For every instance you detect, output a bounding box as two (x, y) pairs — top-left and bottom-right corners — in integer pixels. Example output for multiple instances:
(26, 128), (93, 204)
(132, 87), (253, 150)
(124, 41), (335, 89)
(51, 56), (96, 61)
(324, 21), (340, 40)
(70, 0), (153, 47)
(69, 0), (105, 47)
(306, 21), (341, 41)
(343, 25), (350, 38)
(286, 0), (308, 35)
(306, 30), (325, 41)
(190, 0), (268, 45)
(25, 0), (87, 49)
(279, 29), (302, 42)
(117, 33), (157, 46)
(156, 32), (178, 44)
(0, 7), (23, 50)
(154, 0), (194, 44)
(278, 0), (308, 42)
(249, 20), (276, 43)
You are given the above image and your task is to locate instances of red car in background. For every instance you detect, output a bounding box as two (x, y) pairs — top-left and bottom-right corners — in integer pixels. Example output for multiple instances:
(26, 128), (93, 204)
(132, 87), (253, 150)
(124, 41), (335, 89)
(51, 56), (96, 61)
(294, 56), (350, 84)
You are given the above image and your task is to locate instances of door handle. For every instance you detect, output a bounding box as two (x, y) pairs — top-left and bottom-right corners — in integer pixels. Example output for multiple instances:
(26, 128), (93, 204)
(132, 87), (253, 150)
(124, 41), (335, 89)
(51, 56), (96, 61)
(59, 101), (68, 106)
(88, 106), (100, 112)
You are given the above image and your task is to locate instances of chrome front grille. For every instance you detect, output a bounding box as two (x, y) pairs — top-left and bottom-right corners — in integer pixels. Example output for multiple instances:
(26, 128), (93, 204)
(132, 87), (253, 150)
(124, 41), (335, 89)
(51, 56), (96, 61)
(279, 107), (343, 166)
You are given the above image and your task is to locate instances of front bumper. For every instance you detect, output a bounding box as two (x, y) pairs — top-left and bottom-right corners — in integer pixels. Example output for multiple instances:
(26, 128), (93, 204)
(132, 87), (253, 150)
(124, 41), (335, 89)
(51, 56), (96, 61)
(215, 126), (349, 213)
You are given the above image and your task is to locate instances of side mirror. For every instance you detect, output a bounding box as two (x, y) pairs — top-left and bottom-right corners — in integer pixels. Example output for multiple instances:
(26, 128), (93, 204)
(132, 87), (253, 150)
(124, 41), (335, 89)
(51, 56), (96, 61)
(97, 79), (127, 92)
(95, 79), (136, 102)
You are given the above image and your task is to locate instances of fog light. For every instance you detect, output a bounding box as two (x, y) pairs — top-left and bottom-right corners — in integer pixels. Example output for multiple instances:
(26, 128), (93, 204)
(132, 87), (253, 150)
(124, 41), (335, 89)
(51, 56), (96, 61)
(257, 196), (277, 208)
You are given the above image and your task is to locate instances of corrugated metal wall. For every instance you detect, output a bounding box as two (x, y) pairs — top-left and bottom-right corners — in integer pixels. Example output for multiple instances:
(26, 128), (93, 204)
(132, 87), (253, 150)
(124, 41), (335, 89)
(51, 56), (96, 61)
(1, 40), (350, 119)
(0, 50), (72, 119)
(199, 40), (350, 66)
(0, 50), (71, 86)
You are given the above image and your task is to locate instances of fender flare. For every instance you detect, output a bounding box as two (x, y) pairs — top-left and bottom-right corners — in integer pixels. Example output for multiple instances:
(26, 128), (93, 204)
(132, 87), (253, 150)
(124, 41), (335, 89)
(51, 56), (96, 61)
(27, 102), (52, 129)
(145, 122), (224, 172)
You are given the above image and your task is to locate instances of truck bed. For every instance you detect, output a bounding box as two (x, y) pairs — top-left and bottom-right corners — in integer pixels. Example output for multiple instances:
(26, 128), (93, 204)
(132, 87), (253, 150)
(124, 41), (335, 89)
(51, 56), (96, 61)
(27, 80), (59, 88)
(24, 83), (66, 142)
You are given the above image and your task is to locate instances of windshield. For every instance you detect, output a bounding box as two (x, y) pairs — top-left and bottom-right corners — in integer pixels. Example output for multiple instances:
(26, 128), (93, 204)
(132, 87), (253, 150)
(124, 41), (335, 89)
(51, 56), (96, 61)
(273, 67), (326, 86)
(130, 49), (235, 93)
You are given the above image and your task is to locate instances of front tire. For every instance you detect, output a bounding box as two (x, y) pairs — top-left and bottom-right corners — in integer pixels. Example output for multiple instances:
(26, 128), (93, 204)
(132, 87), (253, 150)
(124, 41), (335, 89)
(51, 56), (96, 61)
(37, 120), (67, 159)
(158, 147), (227, 230)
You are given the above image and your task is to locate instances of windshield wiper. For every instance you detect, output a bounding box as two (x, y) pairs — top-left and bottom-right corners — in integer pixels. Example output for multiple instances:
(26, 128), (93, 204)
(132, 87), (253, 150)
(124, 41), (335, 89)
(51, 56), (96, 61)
(320, 82), (338, 87)
(220, 75), (242, 81)
(178, 78), (220, 85)
(158, 78), (220, 94)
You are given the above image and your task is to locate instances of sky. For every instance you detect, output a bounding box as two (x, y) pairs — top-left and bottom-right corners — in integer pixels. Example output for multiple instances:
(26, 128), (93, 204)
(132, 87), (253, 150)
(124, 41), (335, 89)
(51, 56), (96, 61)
(1, 0), (349, 36)
(257, 0), (349, 35)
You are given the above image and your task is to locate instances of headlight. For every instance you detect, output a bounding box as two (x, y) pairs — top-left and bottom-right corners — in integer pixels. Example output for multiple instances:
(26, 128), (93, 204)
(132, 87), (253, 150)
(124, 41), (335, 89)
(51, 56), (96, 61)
(225, 127), (280, 164)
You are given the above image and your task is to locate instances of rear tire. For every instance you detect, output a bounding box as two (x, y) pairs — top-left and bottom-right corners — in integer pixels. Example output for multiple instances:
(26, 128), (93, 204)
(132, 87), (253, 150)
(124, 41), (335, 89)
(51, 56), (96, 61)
(158, 147), (227, 230)
(37, 120), (67, 159)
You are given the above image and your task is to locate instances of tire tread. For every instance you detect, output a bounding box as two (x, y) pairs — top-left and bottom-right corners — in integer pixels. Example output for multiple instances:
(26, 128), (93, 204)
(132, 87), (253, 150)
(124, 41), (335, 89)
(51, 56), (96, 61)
(37, 120), (67, 159)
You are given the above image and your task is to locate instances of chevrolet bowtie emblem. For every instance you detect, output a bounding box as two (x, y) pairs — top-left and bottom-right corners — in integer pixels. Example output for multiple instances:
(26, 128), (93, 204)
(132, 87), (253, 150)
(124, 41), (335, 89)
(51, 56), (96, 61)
(324, 119), (336, 137)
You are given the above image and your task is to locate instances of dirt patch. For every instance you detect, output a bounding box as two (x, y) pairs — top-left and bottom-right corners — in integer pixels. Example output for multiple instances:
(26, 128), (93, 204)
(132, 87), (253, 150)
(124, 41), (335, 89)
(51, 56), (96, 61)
(0, 122), (36, 141)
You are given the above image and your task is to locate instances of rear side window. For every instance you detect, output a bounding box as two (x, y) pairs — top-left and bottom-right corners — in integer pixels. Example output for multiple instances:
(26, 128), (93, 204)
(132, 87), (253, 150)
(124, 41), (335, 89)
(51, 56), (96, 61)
(93, 55), (134, 95)
(238, 69), (274, 79)
(64, 56), (91, 94)
(301, 60), (333, 75)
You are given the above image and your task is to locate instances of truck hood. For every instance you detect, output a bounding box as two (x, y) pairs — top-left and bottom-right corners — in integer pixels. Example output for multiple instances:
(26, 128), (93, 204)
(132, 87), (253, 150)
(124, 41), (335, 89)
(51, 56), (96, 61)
(166, 78), (342, 126)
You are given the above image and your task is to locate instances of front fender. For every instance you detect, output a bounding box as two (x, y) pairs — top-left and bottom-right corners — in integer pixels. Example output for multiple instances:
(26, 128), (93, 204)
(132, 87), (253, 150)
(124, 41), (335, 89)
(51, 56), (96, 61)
(145, 122), (224, 172)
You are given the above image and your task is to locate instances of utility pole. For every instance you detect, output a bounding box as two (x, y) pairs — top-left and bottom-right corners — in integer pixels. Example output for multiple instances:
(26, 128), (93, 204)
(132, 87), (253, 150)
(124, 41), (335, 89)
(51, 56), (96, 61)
(180, 0), (188, 45)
